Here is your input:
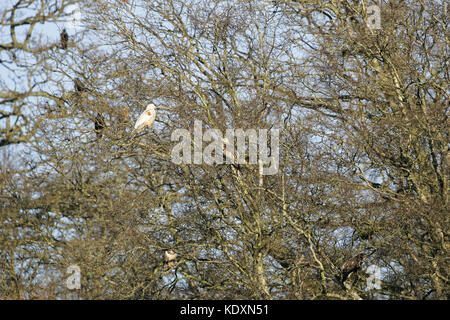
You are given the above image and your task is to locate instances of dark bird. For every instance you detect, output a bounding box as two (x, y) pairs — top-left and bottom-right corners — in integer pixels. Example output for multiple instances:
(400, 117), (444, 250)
(94, 113), (106, 139)
(341, 249), (377, 282)
(74, 78), (88, 93)
(60, 29), (69, 50)
(341, 253), (366, 282)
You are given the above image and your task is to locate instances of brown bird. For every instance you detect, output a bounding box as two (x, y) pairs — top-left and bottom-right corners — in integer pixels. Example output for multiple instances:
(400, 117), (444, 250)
(60, 28), (68, 50)
(341, 249), (377, 282)
(74, 78), (88, 93)
(94, 113), (106, 139)
(341, 253), (366, 282)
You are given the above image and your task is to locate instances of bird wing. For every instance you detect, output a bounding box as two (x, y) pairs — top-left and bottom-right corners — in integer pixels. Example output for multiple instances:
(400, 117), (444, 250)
(134, 112), (150, 131)
(147, 112), (156, 128)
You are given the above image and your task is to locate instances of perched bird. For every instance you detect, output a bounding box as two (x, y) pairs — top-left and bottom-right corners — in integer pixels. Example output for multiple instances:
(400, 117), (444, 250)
(341, 253), (366, 282)
(164, 250), (177, 267)
(341, 249), (377, 282)
(60, 28), (69, 50)
(94, 113), (106, 139)
(74, 78), (89, 93)
(132, 103), (156, 134)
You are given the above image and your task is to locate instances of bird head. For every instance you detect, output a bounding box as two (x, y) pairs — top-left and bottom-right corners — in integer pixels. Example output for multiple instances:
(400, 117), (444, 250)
(146, 103), (156, 116)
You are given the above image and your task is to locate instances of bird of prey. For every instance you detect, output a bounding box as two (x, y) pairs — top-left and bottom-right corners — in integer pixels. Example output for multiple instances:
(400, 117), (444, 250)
(341, 253), (366, 282)
(74, 78), (89, 93)
(341, 249), (377, 282)
(94, 113), (106, 139)
(164, 250), (177, 267)
(133, 103), (156, 134)
(60, 29), (68, 50)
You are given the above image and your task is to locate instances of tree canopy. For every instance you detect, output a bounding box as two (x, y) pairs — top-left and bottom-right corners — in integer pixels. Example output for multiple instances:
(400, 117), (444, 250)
(0, 0), (448, 299)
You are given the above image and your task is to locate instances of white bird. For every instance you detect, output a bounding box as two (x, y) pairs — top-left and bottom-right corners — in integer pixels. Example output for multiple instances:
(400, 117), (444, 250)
(164, 250), (177, 267)
(133, 103), (156, 134)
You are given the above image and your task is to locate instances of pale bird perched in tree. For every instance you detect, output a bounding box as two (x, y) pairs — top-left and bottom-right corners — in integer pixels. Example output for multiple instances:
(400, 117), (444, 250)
(164, 249), (177, 267)
(132, 103), (156, 134)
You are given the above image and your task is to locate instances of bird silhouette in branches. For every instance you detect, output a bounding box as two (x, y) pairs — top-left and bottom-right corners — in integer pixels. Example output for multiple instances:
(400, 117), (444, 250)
(60, 29), (68, 50)
(94, 113), (106, 139)
(341, 249), (377, 283)
(74, 78), (89, 93)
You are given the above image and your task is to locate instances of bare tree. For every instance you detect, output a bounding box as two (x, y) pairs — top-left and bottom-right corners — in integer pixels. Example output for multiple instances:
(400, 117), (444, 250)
(1, 0), (447, 300)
